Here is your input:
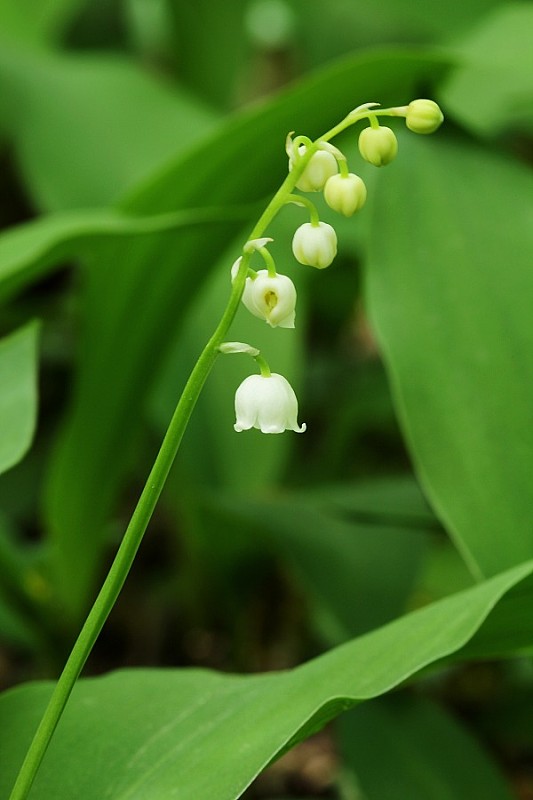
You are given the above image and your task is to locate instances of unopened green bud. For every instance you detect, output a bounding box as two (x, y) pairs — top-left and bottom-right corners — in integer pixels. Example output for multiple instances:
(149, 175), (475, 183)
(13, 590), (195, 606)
(358, 125), (398, 167)
(406, 99), (443, 134)
(324, 173), (367, 216)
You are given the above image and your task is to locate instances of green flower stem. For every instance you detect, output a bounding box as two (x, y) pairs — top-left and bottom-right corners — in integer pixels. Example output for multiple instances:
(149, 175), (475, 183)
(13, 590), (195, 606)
(321, 105), (407, 143)
(8, 250), (253, 800)
(286, 194), (320, 226)
(259, 246), (277, 278)
(338, 159), (350, 178)
(254, 353), (272, 377)
(8, 126), (315, 800)
(9, 101), (403, 800)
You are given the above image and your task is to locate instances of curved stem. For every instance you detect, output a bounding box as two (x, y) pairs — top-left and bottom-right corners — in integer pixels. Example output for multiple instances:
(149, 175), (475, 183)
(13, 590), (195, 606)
(338, 159), (350, 178)
(9, 120), (318, 800)
(320, 105), (406, 143)
(254, 353), (272, 377)
(8, 250), (253, 800)
(259, 246), (277, 278)
(9, 99), (406, 800)
(286, 193), (320, 226)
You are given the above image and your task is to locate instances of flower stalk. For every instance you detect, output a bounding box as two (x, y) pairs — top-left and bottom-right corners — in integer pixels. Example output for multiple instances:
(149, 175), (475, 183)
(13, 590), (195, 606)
(9, 97), (442, 800)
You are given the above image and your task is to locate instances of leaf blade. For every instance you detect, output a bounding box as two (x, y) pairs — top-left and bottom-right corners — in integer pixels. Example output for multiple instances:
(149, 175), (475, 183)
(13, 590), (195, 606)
(1, 559), (532, 799)
(366, 134), (533, 577)
(0, 322), (39, 476)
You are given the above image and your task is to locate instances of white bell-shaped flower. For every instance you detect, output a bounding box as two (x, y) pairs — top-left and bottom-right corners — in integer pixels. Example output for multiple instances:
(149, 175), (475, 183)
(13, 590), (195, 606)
(289, 145), (338, 192)
(234, 373), (306, 434)
(292, 221), (337, 269)
(241, 270), (296, 328)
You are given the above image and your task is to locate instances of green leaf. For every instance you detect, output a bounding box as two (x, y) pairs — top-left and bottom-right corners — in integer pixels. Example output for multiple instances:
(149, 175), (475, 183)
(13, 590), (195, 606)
(0, 0), (85, 45)
(0, 206), (252, 302)
(440, 4), (533, 135)
(1, 559), (532, 799)
(0, 45), (217, 210)
(339, 694), (513, 799)
(366, 133), (533, 578)
(0, 322), (39, 476)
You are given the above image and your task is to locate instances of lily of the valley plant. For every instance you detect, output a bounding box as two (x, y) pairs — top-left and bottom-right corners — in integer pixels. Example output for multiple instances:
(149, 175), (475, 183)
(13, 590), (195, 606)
(8, 97), (443, 800)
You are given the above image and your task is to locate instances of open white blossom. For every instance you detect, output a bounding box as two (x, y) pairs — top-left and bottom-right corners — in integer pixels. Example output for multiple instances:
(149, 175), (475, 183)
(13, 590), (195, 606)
(234, 373), (306, 434)
(241, 270), (296, 328)
(292, 221), (337, 269)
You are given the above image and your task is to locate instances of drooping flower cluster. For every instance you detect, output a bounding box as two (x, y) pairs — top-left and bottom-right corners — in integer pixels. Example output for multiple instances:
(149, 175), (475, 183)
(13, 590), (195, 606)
(223, 99), (443, 433)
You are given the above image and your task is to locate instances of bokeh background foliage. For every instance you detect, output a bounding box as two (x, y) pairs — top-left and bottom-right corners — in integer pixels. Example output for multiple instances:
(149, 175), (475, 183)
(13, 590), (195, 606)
(0, 0), (532, 798)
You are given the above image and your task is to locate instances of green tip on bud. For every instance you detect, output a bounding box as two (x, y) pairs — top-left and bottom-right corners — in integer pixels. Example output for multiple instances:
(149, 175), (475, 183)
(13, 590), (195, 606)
(358, 125), (398, 167)
(405, 99), (444, 134)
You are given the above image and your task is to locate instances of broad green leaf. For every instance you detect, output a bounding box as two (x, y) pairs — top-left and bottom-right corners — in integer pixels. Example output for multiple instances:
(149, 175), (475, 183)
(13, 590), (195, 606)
(339, 694), (513, 799)
(440, 4), (533, 135)
(0, 44), (217, 210)
(41, 50), (450, 618)
(0, 206), (253, 302)
(0, 322), (39, 476)
(0, 0), (85, 45)
(1, 559), (532, 799)
(366, 133), (533, 578)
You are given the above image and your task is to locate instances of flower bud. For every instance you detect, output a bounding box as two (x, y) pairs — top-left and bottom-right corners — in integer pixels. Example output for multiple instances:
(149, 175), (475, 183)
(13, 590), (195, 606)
(406, 99), (444, 134)
(324, 173), (367, 216)
(358, 125), (398, 167)
(292, 221), (337, 269)
(234, 373), (306, 434)
(241, 270), (297, 328)
(289, 146), (338, 192)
